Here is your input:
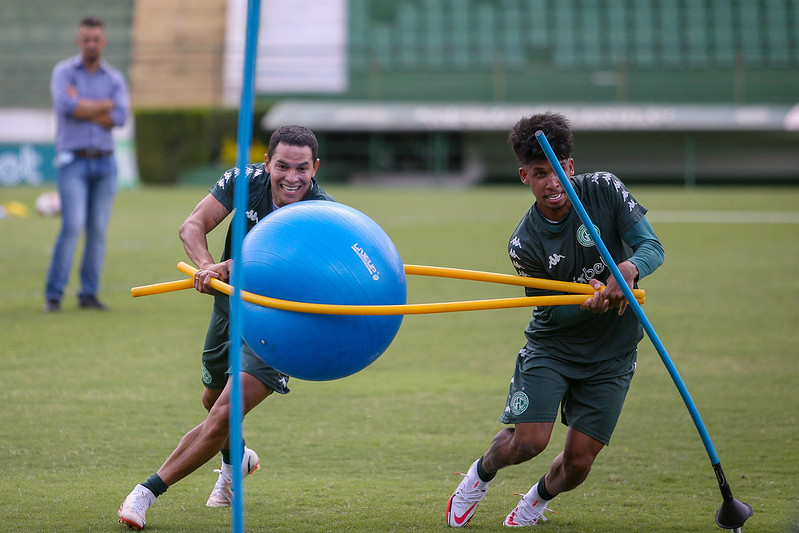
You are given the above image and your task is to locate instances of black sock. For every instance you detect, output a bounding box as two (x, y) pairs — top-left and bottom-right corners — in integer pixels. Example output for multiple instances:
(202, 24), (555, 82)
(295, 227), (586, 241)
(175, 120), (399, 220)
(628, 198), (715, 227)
(141, 473), (168, 498)
(476, 456), (496, 483)
(221, 441), (246, 465)
(537, 474), (555, 501)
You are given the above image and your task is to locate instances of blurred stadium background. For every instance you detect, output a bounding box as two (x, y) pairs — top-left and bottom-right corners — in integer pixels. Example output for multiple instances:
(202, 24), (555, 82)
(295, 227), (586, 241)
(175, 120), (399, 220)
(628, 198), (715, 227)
(1, 0), (798, 188)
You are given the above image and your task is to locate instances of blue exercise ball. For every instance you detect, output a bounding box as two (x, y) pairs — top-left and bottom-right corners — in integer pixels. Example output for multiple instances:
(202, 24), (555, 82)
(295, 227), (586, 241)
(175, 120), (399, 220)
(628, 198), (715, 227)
(238, 201), (406, 381)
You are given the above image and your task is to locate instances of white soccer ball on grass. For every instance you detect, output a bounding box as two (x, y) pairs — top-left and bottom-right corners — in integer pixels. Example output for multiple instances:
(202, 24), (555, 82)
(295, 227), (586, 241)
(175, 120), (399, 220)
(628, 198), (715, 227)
(35, 191), (61, 217)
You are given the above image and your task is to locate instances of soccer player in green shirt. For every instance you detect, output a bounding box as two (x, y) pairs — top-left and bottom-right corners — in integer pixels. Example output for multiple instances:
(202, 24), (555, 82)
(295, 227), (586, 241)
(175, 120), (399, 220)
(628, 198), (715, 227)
(118, 125), (334, 530)
(447, 112), (664, 528)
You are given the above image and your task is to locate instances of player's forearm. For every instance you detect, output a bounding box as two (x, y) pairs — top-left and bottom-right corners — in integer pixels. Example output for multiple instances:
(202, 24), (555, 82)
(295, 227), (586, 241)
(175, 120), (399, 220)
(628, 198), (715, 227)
(179, 223), (217, 271)
(616, 260), (639, 286)
(183, 242), (216, 272)
(622, 217), (664, 280)
(179, 194), (230, 272)
(627, 240), (663, 280)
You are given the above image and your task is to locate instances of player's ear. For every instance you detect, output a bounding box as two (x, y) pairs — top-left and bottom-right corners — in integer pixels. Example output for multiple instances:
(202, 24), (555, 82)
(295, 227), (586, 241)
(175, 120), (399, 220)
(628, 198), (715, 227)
(518, 167), (529, 184)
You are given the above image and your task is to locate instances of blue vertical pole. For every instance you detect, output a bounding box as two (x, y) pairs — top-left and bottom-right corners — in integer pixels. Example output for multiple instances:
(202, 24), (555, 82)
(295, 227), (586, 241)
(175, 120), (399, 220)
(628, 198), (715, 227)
(230, 1), (261, 532)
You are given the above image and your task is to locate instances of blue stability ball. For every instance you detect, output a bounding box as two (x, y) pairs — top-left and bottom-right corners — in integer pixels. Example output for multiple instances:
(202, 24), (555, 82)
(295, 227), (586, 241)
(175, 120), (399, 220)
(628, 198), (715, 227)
(239, 201), (406, 381)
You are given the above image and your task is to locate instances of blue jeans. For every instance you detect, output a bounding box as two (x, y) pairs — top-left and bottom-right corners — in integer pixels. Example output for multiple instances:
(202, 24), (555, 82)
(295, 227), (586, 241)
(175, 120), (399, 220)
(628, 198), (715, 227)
(44, 154), (118, 302)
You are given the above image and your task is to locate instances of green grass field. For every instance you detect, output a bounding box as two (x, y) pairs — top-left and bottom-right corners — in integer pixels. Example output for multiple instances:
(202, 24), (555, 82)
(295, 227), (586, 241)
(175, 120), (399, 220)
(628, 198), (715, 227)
(1, 184), (798, 532)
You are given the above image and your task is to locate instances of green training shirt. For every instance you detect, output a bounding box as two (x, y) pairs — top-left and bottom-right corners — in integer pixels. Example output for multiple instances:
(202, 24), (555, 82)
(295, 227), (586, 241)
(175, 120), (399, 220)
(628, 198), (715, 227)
(508, 172), (647, 364)
(208, 162), (335, 317)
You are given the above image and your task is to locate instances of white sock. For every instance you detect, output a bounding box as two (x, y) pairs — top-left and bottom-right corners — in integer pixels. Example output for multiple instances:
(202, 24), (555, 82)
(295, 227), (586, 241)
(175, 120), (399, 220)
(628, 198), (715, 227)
(526, 482), (548, 503)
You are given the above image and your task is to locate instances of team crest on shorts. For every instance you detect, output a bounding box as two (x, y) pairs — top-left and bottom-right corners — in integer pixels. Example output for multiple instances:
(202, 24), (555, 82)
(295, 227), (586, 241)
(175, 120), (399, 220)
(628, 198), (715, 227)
(509, 390), (530, 416)
(202, 365), (212, 385)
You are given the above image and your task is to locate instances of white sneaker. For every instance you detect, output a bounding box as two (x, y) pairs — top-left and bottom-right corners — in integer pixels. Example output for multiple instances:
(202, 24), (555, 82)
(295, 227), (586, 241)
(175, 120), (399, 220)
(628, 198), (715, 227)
(446, 459), (491, 527)
(503, 484), (554, 527)
(205, 446), (260, 507)
(118, 484), (156, 530)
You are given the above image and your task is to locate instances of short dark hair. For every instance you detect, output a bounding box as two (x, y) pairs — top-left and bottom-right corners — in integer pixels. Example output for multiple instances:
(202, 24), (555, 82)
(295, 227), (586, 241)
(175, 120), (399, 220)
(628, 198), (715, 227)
(508, 112), (573, 165)
(268, 125), (319, 161)
(80, 16), (105, 29)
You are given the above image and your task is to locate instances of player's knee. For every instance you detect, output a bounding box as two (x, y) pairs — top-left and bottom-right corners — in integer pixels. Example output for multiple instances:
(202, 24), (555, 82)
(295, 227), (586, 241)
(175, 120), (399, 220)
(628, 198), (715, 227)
(202, 395), (214, 412)
(202, 388), (222, 412)
(509, 437), (546, 464)
(563, 453), (595, 482)
(205, 408), (230, 440)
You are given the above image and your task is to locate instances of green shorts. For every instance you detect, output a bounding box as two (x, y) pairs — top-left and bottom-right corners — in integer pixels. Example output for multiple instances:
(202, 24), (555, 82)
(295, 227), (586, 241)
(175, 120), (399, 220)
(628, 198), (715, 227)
(201, 308), (290, 394)
(498, 346), (637, 445)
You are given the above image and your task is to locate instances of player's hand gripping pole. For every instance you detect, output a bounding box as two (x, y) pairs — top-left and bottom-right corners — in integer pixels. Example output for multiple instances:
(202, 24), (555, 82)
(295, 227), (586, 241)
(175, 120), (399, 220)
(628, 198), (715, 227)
(535, 130), (752, 532)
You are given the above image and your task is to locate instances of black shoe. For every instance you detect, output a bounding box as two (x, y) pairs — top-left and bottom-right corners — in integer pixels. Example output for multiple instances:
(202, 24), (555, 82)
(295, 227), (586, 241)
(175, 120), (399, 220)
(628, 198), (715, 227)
(43, 300), (61, 313)
(78, 295), (108, 310)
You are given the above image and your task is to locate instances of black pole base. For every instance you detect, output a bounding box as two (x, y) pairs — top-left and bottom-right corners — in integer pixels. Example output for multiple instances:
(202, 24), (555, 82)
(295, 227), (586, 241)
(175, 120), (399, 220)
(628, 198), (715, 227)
(715, 498), (753, 530)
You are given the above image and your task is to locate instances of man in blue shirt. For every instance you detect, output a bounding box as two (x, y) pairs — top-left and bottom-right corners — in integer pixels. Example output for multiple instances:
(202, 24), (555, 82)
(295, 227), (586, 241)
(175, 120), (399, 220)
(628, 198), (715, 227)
(44, 16), (130, 312)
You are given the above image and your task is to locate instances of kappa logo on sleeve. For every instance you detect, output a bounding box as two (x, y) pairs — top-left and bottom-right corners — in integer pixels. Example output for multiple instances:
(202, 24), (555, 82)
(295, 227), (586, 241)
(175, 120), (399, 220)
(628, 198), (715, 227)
(217, 168), (239, 189)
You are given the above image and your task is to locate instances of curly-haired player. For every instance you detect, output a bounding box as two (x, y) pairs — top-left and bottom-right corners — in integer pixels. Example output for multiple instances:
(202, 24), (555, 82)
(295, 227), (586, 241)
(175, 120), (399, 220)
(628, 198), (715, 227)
(446, 112), (664, 527)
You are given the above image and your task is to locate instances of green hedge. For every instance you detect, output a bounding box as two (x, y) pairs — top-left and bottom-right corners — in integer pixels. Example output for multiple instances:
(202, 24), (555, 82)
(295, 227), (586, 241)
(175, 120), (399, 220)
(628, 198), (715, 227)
(134, 108), (269, 185)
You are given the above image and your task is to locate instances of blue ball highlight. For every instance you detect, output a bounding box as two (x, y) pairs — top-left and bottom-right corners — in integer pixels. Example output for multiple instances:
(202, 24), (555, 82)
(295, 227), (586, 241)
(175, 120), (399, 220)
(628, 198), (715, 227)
(239, 201), (406, 381)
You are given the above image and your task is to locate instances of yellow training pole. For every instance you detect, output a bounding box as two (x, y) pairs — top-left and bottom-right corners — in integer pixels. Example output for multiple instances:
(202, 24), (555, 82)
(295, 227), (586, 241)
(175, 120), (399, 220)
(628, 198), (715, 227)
(132, 262), (645, 303)
(130, 262), (645, 309)
(173, 262), (641, 315)
(404, 264), (645, 300)
(131, 277), (194, 297)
